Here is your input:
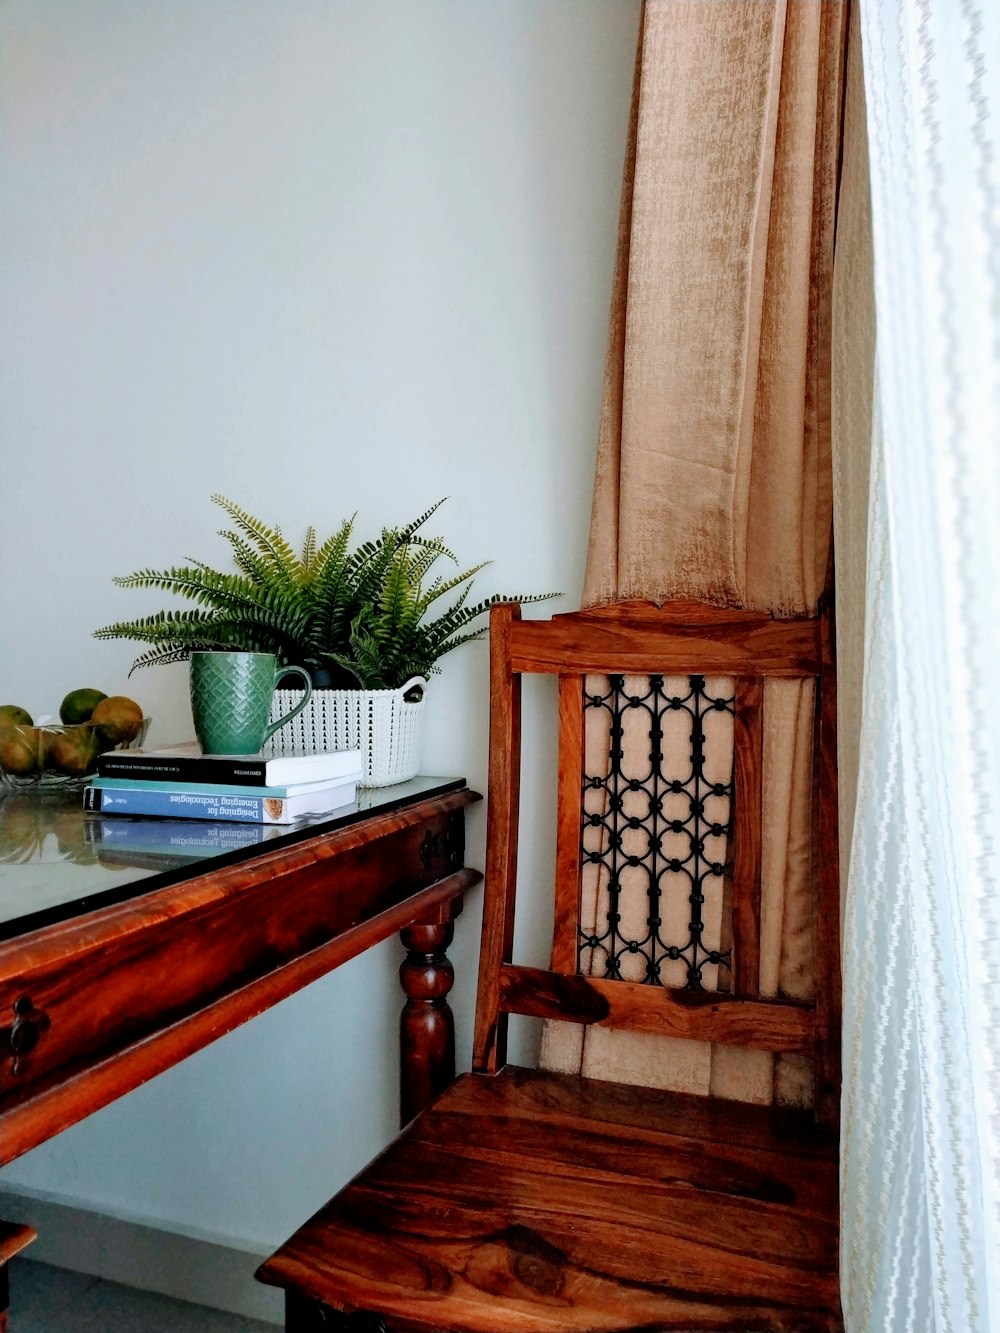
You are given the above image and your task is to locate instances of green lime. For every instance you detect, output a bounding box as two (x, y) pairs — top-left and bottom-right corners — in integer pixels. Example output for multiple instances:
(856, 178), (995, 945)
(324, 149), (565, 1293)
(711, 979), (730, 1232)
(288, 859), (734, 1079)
(59, 688), (107, 725)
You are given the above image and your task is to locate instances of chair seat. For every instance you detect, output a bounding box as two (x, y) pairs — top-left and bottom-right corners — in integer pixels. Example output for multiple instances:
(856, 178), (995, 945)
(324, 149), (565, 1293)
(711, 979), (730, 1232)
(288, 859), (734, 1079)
(258, 1067), (842, 1332)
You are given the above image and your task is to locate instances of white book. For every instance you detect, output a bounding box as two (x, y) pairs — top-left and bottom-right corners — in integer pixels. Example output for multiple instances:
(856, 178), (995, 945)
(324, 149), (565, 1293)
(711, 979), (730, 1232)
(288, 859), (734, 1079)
(96, 742), (362, 789)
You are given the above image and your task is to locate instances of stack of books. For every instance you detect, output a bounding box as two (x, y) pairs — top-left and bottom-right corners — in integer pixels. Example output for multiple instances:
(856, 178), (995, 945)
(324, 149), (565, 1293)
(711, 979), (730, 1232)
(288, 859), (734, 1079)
(83, 742), (363, 824)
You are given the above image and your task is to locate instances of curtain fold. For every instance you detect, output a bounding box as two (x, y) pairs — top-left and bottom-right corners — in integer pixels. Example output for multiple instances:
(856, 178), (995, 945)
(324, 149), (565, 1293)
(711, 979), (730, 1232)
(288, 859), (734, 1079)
(542, 0), (846, 1108)
(584, 0), (844, 618)
(838, 2), (1000, 1329)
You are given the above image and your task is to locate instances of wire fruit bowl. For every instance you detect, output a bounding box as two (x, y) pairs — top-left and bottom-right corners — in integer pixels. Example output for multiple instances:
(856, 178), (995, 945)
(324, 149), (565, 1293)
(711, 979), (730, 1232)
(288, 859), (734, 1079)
(0, 718), (151, 792)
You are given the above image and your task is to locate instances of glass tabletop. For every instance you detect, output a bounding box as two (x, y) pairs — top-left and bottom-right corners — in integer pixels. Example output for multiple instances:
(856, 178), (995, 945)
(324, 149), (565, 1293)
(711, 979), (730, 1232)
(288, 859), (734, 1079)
(0, 776), (468, 942)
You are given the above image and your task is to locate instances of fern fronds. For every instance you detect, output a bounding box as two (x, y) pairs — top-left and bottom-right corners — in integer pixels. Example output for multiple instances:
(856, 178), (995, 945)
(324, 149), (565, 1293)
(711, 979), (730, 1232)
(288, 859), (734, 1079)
(300, 525), (317, 573)
(417, 562), (490, 615)
(216, 532), (278, 588)
(110, 567), (309, 632)
(311, 515), (356, 576)
(211, 494), (303, 582)
(396, 498), (448, 542)
(96, 495), (560, 687)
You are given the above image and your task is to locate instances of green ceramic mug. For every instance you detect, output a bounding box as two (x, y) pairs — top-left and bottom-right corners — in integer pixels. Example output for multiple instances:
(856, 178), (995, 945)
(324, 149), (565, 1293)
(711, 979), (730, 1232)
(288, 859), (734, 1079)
(189, 651), (313, 756)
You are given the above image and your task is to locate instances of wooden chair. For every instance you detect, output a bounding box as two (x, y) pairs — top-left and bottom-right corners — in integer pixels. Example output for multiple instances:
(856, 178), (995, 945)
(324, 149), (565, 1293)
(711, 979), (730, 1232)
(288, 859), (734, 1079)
(258, 601), (843, 1332)
(0, 1220), (36, 1332)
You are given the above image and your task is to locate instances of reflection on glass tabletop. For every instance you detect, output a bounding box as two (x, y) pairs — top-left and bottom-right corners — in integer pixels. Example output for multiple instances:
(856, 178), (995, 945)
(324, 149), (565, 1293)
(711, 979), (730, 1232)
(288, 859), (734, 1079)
(0, 776), (467, 941)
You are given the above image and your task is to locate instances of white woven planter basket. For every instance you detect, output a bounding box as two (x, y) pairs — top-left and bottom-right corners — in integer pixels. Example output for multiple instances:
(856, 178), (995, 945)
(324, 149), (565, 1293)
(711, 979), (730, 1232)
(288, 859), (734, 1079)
(264, 676), (426, 788)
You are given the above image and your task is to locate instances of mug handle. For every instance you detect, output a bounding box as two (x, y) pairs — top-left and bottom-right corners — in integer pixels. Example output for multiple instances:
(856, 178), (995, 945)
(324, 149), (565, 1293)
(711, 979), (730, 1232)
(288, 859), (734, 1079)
(265, 665), (313, 743)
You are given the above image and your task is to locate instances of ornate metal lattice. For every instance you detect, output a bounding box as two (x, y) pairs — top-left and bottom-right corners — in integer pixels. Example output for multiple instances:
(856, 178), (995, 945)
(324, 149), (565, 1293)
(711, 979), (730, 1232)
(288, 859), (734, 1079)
(578, 674), (735, 990)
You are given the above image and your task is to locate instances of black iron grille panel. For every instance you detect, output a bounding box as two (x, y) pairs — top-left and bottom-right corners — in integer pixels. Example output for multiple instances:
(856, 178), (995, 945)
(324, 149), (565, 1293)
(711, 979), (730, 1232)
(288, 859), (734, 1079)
(579, 674), (735, 990)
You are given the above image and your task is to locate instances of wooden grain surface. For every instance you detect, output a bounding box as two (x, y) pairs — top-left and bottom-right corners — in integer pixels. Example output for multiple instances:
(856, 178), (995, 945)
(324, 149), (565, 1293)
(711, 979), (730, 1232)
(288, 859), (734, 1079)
(399, 918), (458, 1127)
(260, 1067), (842, 1332)
(509, 602), (823, 678)
(262, 599), (844, 1330)
(1, 791), (480, 1164)
(550, 673), (585, 975)
(498, 965), (814, 1051)
(732, 676), (764, 996)
(472, 603), (522, 1075)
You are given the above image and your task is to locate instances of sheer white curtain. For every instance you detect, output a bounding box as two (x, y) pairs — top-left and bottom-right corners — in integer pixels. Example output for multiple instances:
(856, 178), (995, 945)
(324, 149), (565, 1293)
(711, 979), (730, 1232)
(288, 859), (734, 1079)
(839, 3), (1000, 1331)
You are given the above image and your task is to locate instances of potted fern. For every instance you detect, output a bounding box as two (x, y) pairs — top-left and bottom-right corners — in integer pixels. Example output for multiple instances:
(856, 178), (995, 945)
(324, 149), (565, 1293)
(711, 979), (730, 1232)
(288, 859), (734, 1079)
(95, 495), (555, 785)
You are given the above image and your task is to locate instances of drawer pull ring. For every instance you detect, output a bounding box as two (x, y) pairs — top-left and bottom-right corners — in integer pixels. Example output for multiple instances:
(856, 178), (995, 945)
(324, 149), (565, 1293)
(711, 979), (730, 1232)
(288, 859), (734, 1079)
(5, 997), (47, 1075)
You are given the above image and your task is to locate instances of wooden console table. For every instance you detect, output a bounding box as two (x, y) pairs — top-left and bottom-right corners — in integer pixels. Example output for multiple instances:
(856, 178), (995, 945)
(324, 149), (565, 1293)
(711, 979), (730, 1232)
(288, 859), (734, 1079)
(0, 777), (481, 1166)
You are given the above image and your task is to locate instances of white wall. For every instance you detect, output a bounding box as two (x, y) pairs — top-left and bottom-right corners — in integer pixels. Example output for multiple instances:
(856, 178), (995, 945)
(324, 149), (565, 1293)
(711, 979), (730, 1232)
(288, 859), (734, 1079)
(0, 0), (639, 1256)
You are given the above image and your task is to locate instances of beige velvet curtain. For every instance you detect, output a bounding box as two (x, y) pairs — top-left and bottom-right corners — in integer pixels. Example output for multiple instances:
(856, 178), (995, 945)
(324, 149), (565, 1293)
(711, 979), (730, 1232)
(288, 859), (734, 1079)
(541, 0), (847, 1107)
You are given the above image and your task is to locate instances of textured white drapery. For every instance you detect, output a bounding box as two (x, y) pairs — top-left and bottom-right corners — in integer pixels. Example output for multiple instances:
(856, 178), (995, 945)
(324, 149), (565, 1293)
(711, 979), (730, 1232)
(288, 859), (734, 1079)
(838, 3), (1000, 1330)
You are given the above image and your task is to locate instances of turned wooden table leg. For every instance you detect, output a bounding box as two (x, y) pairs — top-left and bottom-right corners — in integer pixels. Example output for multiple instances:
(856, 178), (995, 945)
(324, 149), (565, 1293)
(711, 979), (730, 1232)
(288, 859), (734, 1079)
(399, 914), (456, 1126)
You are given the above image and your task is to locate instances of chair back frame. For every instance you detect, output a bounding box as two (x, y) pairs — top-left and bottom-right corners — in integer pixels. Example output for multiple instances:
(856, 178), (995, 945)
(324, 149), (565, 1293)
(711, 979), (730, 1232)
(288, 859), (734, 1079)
(472, 599), (841, 1127)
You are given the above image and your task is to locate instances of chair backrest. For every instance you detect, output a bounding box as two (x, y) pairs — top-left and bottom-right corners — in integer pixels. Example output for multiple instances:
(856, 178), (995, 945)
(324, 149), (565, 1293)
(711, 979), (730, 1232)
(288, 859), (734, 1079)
(472, 599), (841, 1126)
